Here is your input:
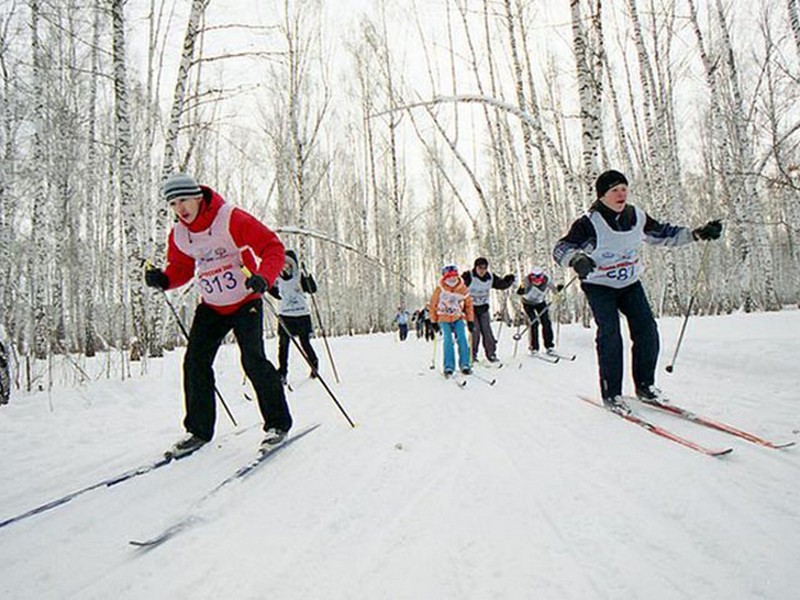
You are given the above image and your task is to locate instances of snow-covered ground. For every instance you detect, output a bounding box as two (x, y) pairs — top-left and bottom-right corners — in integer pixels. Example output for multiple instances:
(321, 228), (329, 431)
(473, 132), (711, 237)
(1, 309), (799, 599)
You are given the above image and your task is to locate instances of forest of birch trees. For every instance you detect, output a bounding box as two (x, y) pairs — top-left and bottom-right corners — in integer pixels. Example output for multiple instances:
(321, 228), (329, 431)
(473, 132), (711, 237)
(1, 0), (799, 390)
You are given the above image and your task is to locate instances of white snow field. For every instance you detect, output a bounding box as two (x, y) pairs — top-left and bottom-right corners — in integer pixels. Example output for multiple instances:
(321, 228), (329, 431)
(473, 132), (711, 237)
(1, 309), (798, 599)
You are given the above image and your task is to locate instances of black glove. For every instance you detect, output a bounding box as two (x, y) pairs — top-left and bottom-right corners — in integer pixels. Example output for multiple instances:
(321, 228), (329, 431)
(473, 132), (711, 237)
(432, 322), (440, 333)
(467, 321), (475, 333)
(144, 267), (169, 290)
(503, 274), (516, 285)
(693, 219), (723, 241)
(245, 274), (268, 294)
(556, 284), (565, 292)
(301, 273), (317, 294)
(569, 254), (596, 280)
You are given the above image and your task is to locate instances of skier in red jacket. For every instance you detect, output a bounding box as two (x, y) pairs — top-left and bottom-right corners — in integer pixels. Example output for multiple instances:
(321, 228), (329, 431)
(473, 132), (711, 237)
(145, 173), (292, 458)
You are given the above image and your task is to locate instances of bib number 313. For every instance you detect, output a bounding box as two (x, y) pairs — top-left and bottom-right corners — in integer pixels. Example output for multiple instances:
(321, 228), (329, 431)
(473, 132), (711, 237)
(199, 271), (238, 294)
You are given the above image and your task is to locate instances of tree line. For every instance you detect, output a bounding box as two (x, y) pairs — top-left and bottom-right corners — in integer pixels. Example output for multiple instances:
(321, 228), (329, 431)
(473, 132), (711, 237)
(0, 0), (797, 391)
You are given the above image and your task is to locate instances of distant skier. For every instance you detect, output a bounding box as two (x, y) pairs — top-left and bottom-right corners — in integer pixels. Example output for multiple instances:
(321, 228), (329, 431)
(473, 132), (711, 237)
(429, 265), (475, 375)
(0, 336), (9, 405)
(553, 169), (723, 415)
(516, 267), (563, 355)
(393, 306), (411, 341)
(461, 257), (515, 362)
(422, 304), (435, 341)
(412, 309), (425, 338)
(268, 249), (320, 384)
(144, 173), (292, 458)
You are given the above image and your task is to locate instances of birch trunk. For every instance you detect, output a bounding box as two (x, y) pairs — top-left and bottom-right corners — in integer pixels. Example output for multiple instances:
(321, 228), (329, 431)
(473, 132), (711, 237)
(502, 0), (537, 269)
(789, 0), (800, 59)
(29, 0), (50, 360)
(111, 0), (146, 358)
(83, 0), (102, 357)
(712, 0), (779, 310)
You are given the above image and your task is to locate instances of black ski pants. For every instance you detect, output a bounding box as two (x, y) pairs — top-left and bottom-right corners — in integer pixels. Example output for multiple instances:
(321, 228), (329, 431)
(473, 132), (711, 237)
(277, 314), (319, 377)
(582, 281), (659, 400)
(471, 305), (497, 359)
(523, 302), (554, 351)
(183, 300), (291, 441)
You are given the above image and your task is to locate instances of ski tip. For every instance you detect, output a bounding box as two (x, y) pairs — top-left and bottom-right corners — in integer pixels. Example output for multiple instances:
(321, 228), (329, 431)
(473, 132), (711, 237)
(712, 448), (734, 457)
(772, 441), (796, 449)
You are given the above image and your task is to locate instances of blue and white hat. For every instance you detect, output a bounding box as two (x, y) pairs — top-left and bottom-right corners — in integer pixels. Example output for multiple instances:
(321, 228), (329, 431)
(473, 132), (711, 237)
(441, 264), (459, 277)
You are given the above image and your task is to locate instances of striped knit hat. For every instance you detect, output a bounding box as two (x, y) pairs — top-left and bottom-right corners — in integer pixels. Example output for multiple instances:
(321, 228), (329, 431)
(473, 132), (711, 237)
(162, 173), (202, 203)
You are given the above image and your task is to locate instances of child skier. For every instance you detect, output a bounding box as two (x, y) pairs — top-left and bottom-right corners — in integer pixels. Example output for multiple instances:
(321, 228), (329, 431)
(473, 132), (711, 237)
(553, 169), (722, 415)
(461, 257), (515, 362)
(516, 267), (562, 355)
(429, 265), (475, 375)
(268, 249), (320, 384)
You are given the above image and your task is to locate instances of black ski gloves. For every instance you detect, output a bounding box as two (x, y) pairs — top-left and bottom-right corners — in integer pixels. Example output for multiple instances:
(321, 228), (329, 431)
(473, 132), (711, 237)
(693, 219), (723, 241)
(502, 274), (516, 286)
(144, 267), (169, 290)
(245, 274), (268, 294)
(556, 284), (565, 292)
(301, 274), (317, 294)
(569, 254), (596, 280)
(467, 321), (475, 333)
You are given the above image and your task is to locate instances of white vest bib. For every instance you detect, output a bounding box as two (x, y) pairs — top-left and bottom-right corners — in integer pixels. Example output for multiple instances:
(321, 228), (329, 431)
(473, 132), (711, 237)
(522, 281), (547, 304)
(436, 287), (467, 319)
(173, 204), (250, 307)
(468, 275), (492, 307)
(276, 273), (310, 317)
(585, 206), (645, 288)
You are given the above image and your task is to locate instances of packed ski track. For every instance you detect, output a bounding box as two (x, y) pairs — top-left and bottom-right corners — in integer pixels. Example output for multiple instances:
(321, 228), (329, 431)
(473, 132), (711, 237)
(1, 310), (799, 599)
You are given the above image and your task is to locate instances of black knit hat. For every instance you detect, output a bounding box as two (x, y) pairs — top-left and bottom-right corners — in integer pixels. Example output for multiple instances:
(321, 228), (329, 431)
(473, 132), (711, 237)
(595, 170), (629, 198)
(162, 173), (202, 203)
(474, 257), (489, 268)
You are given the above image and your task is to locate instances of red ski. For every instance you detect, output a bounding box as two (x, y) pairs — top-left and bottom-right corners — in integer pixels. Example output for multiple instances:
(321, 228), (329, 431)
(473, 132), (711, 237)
(634, 398), (796, 450)
(578, 396), (733, 458)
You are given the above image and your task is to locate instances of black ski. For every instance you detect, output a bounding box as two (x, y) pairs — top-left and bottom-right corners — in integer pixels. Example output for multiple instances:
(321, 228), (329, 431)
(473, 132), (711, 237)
(0, 455), (175, 531)
(129, 424), (321, 549)
(547, 351), (576, 361)
(529, 351), (559, 364)
(466, 370), (496, 386)
(443, 372), (467, 388)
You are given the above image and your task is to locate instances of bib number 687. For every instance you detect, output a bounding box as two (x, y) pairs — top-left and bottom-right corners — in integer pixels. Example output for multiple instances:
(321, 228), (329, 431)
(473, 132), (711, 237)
(607, 265), (635, 282)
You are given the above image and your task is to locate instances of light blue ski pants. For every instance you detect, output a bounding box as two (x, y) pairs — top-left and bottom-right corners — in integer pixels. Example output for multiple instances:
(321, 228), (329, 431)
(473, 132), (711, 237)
(440, 320), (470, 372)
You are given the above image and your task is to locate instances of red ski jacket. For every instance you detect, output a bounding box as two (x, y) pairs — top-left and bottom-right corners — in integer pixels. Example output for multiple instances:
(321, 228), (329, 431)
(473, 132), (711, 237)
(163, 186), (285, 315)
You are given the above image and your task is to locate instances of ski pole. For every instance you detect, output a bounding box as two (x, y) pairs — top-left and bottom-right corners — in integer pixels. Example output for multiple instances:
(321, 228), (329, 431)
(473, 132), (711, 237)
(144, 262), (237, 427)
(666, 242), (712, 374)
(242, 267), (355, 428)
(429, 327), (438, 369)
(495, 290), (511, 343)
(301, 262), (340, 383)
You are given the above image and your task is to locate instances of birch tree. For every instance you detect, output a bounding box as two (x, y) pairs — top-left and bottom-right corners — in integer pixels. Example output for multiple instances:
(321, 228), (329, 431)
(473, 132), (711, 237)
(111, 0), (147, 359)
(29, 0), (50, 360)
